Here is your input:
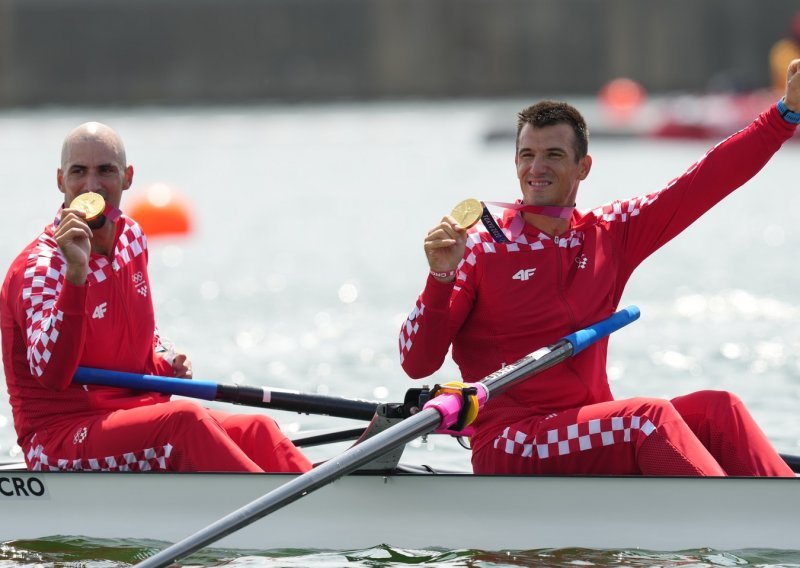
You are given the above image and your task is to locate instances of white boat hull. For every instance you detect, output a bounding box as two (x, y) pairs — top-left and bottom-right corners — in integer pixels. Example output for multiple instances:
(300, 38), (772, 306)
(2, 469), (799, 551)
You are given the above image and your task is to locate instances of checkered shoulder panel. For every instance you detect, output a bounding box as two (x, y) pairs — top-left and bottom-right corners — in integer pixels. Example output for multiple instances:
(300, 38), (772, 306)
(591, 194), (660, 224)
(111, 217), (148, 273)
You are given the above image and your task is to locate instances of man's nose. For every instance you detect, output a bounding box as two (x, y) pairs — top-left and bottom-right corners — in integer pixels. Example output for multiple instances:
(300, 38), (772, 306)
(527, 156), (545, 173)
(84, 171), (102, 191)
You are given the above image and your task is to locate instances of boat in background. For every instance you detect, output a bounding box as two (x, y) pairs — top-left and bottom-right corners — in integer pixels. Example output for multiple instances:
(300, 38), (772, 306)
(483, 88), (799, 143)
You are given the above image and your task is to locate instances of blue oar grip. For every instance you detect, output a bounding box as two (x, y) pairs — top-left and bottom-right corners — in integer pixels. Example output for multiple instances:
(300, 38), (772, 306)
(73, 367), (219, 400)
(563, 305), (640, 355)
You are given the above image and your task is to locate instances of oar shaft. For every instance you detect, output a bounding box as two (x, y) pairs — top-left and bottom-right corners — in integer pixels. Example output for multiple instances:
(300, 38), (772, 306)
(136, 408), (442, 568)
(73, 368), (380, 421)
(481, 341), (573, 395)
(480, 306), (640, 398)
(215, 383), (379, 421)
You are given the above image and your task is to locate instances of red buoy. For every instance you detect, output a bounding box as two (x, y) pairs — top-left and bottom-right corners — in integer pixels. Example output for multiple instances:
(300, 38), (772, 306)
(126, 183), (193, 237)
(598, 77), (647, 121)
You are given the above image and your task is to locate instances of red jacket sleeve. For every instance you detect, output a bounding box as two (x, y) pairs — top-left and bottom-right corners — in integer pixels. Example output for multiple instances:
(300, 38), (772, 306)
(399, 249), (481, 379)
(17, 247), (88, 391)
(597, 105), (797, 278)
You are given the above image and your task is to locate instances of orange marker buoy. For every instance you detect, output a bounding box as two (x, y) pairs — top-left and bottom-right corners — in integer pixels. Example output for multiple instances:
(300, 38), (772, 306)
(126, 183), (193, 237)
(598, 77), (647, 121)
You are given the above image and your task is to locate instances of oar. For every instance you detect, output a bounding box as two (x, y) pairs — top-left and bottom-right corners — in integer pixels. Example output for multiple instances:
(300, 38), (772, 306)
(72, 368), (382, 421)
(134, 305), (640, 568)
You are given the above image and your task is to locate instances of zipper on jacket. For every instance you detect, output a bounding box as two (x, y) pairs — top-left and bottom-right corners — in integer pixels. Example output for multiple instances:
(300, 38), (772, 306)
(552, 234), (577, 331)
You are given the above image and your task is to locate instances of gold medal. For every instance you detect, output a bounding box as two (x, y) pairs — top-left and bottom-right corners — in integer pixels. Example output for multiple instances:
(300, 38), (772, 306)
(450, 198), (483, 229)
(70, 192), (106, 221)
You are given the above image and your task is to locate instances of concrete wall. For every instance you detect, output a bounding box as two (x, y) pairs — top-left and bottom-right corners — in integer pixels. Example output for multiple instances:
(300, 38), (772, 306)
(0, 0), (797, 107)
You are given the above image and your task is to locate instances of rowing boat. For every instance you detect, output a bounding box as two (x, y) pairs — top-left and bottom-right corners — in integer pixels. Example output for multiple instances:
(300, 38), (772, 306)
(5, 310), (798, 557)
(1, 461), (799, 552)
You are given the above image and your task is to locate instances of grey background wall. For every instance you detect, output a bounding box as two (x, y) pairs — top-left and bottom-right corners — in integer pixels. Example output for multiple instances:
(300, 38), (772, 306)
(0, 0), (797, 107)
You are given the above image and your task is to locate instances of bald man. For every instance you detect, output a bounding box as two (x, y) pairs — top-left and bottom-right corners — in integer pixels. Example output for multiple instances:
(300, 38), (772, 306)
(1, 123), (312, 473)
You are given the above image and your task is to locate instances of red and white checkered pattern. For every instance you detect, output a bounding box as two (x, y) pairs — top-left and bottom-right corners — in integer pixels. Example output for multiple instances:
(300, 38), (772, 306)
(26, 442), (174, 472)
(493, 415), (656, 460)
(399, 301), (425, 364)
(88, 256), (111, 283)
(22, 216), (148, 378)
(468, 223), (585, 254)
(23, 236), (66, 378)
(112, 221), (146, 272)
(592, 193), (660, 223)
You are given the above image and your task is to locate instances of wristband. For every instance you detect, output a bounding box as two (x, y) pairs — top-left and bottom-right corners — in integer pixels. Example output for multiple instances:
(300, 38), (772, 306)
(430, 269), (456, 279)
(777, 98), (800, 124)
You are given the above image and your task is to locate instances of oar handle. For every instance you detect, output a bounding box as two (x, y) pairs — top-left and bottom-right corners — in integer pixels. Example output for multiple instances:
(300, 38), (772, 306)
(73, 367), (218, 399)
(215, 383), (379, 421)
(564, 305), (641, 355)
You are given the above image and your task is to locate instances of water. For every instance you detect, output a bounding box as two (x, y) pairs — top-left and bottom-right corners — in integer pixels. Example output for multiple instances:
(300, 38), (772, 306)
(2, 538), (799, 568)
(1, 99), (799, 566)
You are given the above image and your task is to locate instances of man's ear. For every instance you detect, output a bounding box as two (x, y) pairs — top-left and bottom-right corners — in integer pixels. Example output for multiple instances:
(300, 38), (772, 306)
(123, 165), (134, 190)
(57, 168), (65, 194)
(579, 155), (593, 180)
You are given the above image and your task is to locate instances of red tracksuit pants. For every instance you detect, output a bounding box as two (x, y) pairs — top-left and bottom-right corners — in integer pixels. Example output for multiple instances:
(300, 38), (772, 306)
(22, 399), (312, 473)
(472, 390), (793, 476)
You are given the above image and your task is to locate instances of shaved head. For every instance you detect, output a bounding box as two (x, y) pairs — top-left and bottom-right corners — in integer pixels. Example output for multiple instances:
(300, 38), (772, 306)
(57, 121), (134, 213)
(61, 122), (127, 170)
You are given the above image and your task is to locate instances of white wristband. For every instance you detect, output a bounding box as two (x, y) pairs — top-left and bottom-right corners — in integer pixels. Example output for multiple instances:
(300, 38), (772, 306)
(430, 269), (456, 279)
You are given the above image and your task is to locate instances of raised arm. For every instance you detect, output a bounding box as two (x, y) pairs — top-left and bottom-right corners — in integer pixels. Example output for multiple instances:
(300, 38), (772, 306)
(399, 216), (474, 379)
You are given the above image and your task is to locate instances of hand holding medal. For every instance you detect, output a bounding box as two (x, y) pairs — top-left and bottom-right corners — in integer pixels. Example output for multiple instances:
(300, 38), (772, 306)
(53, 192), (106, 285)
(423, 198), (480, 282)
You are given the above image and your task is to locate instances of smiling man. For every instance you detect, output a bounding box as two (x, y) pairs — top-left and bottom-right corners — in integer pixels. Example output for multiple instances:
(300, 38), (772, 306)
(398, 61), (800, 477)
(1, 122), (311, 473)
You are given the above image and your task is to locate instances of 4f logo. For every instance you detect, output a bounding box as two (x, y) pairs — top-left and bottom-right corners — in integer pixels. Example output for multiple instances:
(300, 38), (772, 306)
(512, 268), (536, 281)
(92, 302), (108, 319)
(133, 271), (148, 297)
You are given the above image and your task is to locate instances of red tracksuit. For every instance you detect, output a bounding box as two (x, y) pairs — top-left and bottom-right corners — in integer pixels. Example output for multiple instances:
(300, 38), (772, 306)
(1, 212), (311, 473)
(399, 105), (795, 476)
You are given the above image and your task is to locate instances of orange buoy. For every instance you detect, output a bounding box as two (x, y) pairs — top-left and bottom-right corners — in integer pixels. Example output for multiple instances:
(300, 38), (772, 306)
(126, 183), (193, 237)
(598, 77), (647, 121)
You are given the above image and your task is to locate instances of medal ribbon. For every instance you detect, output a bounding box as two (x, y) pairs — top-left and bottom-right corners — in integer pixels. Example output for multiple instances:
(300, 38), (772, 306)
(484, 201), (574, 220)
(103, 203), (122, 222)
(478, 201), (574, 244)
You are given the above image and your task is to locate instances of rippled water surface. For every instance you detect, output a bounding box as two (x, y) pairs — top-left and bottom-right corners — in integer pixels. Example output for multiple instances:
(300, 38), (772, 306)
(2, 537), (800, 567)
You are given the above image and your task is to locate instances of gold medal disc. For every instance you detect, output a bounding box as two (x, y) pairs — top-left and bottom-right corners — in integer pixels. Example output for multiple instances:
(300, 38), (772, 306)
(450, 198), (483, 229)
(70, 192), (106, 221)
